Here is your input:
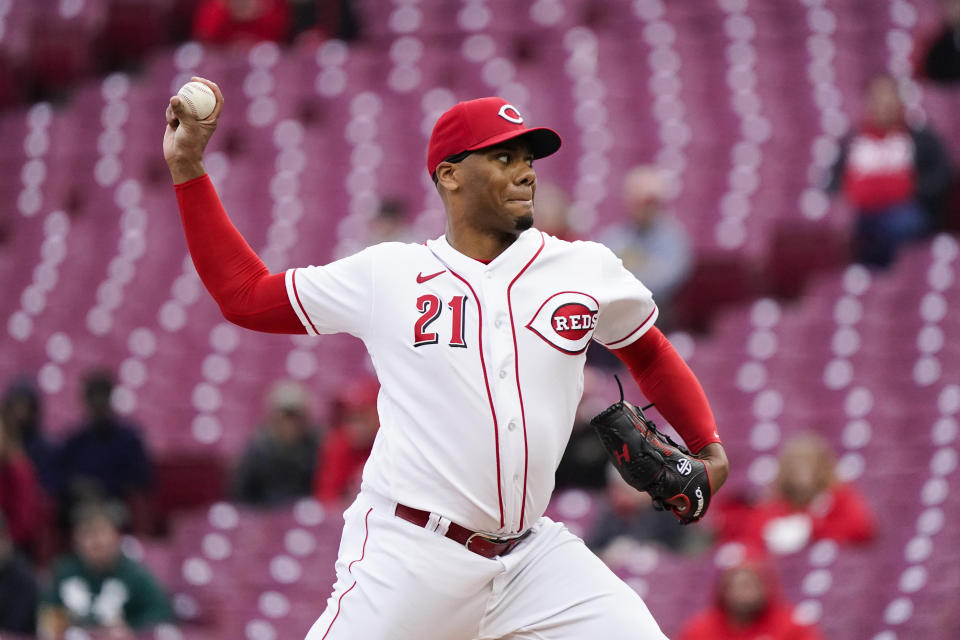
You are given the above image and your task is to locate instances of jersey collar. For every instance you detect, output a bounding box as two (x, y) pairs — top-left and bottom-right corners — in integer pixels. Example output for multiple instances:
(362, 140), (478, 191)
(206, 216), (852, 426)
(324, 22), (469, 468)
(427, 228), (544, 281)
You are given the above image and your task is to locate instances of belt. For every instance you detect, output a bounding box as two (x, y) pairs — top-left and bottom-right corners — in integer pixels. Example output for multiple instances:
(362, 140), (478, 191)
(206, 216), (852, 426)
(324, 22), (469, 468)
(394, 503), (531, 559)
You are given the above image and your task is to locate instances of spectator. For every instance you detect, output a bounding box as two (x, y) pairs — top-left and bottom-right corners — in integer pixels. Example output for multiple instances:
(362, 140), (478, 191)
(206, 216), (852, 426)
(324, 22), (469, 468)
(600, 165), (693, 327)
(57, 370), (154, 533)
(290, 0), (361, 43)
(0, 512), (39, 635)
(828, 74), (953, 267)
(39, 502), (171, 639)
(234, 380), (322, 507)
(2, 379), (57, 493)
(718, 432), (875, 554)
(0, 413), (45, 554)
(588, 465), (709, 564)
(314, 378), (379, 505)
(678, 547), (824, 640)
(534, 182), (579, 241)
(192, 0), (291, 45)
(369, 198), (416, 245)
(915, 0), (960, 84)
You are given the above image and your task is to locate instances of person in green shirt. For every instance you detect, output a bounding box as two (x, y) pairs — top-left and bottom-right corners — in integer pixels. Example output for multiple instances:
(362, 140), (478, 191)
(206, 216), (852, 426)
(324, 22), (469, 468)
(39, 501), (171, 639)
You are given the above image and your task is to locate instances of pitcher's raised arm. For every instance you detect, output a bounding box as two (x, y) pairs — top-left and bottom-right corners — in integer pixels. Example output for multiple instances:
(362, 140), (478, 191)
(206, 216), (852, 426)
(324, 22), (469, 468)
(164, 77), (304, 334)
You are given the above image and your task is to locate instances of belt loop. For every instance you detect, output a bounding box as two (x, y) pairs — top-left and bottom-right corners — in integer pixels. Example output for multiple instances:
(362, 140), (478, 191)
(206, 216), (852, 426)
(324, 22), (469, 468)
(435, 515), (451, 537)
(425, 512), (451, 536)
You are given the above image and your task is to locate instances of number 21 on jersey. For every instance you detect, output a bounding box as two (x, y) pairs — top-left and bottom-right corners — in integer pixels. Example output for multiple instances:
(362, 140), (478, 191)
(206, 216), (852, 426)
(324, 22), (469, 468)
(414, 295), (468, 348)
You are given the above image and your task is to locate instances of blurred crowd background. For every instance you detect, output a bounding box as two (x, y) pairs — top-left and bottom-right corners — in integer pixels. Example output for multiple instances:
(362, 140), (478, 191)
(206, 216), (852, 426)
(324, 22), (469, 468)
(2, 0), (960, 638)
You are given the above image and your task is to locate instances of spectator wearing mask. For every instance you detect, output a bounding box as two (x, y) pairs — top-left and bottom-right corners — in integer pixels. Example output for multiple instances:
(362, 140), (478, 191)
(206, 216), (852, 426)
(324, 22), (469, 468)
(718, 432), (875, 555)
(600, 165), (693, 327)
(678, 547), (823, 640)
(314, 378), (380, 505)
(39, 502), (171, 639)
(0, 512), (39, 635)
(828, 74), (952, 267)
(234, 380), (322, 507)
(57, 370), (154, 532)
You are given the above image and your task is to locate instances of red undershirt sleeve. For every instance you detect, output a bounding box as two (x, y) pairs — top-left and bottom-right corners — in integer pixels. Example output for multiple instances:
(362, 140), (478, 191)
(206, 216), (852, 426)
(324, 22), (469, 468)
(174, 174), (306, 334)
(609, 327), (721, 454)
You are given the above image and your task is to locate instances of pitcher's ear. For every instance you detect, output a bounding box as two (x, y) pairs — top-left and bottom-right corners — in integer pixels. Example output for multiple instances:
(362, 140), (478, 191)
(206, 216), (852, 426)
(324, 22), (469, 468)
(435, 162), (460, 192)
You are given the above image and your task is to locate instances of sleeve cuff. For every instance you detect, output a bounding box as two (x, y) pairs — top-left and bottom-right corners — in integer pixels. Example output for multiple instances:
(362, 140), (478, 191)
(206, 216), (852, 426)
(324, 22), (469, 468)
(286, 268), (320, 335)
(173, 173), (211, 191)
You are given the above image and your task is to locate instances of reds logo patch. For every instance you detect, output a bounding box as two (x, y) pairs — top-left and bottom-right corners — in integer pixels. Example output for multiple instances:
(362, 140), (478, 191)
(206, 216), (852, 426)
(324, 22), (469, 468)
(526, 292), (599, 354)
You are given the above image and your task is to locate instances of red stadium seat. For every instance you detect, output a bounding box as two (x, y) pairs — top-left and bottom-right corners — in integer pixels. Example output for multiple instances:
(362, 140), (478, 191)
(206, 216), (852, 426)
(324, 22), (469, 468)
(765, 221), (850, 300)
(671, 253), (762, 334)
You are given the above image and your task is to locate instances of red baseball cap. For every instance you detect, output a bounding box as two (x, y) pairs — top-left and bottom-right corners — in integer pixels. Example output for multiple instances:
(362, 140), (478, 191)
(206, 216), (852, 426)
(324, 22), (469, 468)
(427, 97), (562, 177)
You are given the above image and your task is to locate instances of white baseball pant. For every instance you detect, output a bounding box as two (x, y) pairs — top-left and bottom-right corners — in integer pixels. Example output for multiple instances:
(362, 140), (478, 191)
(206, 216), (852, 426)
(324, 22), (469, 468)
(305, 490), (668, 640)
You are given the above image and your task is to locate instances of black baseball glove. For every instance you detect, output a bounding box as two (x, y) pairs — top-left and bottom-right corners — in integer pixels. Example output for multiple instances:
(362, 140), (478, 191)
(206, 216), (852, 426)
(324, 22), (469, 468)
(590, 378), (712, 524)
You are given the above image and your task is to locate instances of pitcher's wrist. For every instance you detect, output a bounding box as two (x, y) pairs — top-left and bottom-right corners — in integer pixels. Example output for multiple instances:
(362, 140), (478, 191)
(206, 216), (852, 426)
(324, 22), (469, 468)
(168, 158), (207, 184)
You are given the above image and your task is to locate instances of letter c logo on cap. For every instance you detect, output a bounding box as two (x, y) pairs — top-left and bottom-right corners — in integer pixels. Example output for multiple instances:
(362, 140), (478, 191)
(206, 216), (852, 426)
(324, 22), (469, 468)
(497, 104), (524, 124)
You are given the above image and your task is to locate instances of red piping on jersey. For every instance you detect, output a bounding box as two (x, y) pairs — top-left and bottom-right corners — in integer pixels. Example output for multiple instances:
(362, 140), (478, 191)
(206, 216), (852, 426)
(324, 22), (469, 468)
(321, 507), (373, 640)
(603, 305), (658, 348)
(445, 267), (505, 528)
(291, 269), (321, 335)
(506, 232), (546, 531)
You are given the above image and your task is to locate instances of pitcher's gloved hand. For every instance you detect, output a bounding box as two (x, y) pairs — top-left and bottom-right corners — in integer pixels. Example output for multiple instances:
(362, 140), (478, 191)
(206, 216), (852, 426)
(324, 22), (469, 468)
(590, 379), (712, 524)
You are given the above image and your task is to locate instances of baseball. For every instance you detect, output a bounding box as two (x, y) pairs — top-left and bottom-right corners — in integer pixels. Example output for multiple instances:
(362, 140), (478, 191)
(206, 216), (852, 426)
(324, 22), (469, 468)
(177, 81), (216, 120)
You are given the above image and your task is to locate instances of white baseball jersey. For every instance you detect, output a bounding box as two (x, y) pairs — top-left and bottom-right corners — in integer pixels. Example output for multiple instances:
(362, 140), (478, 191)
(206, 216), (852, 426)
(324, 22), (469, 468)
(286, 228), (657, 535)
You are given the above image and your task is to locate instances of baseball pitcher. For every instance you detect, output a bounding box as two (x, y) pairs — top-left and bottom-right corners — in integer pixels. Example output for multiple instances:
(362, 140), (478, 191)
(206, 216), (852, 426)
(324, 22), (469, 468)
(163, 78), (729, 639)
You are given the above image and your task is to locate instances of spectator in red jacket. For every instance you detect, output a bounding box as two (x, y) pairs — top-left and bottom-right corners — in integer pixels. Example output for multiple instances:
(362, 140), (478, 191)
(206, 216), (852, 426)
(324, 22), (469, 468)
(192, 0), (291, 45)
(828, 74), (952, 267)
(314, 378), (380, 505)
(719, 432), (875, 554)
(0, 414), (45, 555)
(3, 379), (57, 494)
(678, 547), (824, 640)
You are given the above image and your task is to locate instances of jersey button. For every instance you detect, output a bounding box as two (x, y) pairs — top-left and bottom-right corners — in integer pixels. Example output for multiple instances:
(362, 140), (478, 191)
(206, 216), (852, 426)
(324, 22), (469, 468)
(508, 420), (517, 431)
(499, 369), (508, 379)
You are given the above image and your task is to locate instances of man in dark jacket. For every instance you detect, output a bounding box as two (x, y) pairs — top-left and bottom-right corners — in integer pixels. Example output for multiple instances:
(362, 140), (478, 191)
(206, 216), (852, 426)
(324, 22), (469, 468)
(57, 370), (154, 532)
(917, 0), (960, 83)
(0, 513), (39, 635)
